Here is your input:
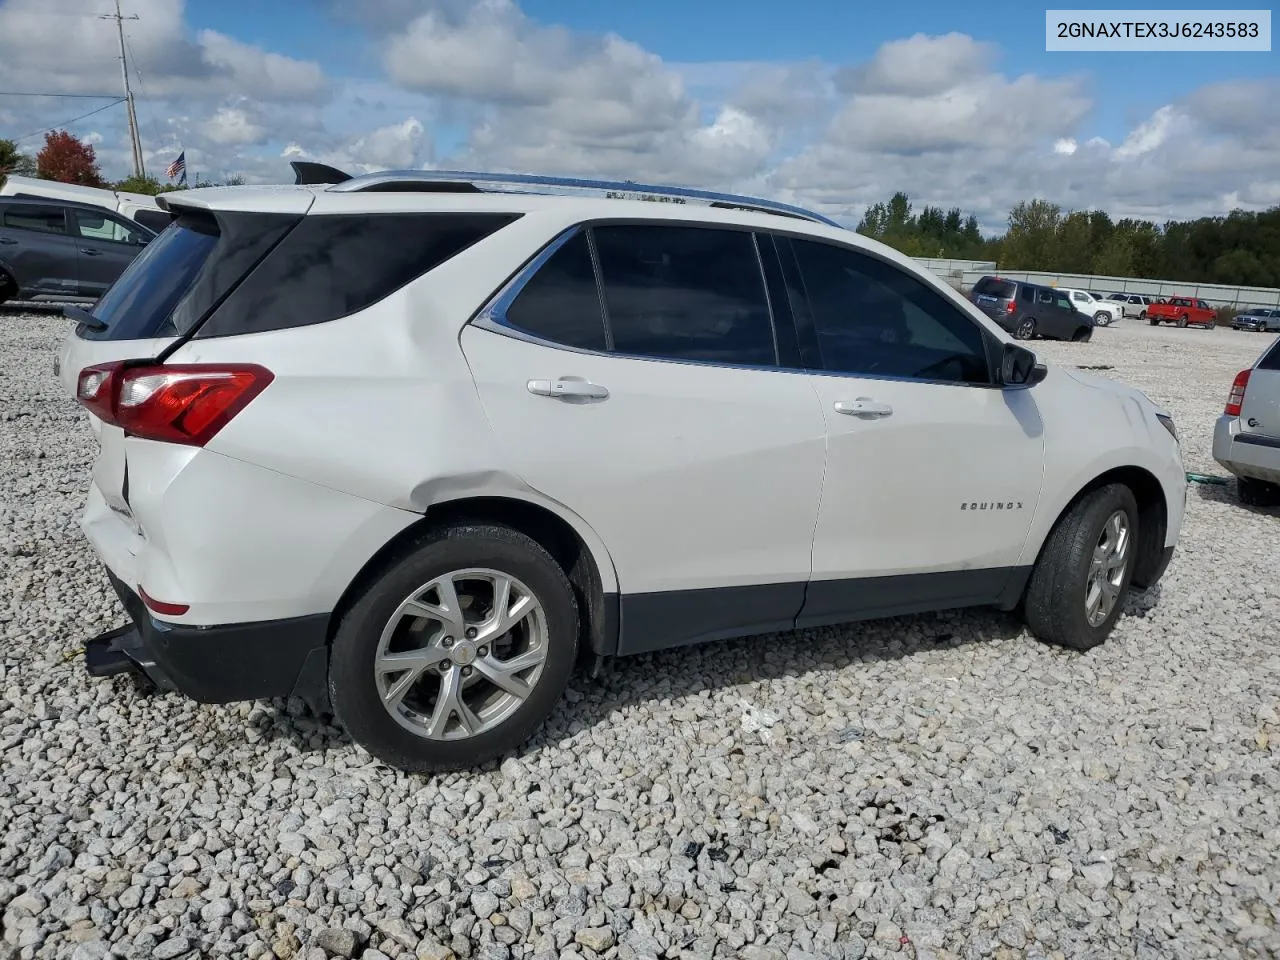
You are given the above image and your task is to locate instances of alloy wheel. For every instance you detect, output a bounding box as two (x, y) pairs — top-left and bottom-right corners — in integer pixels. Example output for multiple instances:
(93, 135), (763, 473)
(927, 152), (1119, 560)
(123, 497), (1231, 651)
(1085, 510), (1130, 627)
(373, 568), (549, 740)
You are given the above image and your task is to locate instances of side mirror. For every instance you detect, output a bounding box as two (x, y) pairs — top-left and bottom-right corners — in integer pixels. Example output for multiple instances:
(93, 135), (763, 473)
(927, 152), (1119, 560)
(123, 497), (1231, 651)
(1001, 342), (1047, 388)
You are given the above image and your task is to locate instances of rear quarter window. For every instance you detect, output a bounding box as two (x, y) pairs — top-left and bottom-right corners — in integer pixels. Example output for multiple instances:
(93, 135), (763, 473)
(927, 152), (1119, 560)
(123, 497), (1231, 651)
(1259, 341), (1280, 371)
(197, 212), (520, 338)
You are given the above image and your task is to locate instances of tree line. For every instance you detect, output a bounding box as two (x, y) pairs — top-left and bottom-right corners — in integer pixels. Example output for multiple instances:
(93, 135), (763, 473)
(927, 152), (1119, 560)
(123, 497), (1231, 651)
(857, 192), (1280, 289)
(0, 130), (242, 195)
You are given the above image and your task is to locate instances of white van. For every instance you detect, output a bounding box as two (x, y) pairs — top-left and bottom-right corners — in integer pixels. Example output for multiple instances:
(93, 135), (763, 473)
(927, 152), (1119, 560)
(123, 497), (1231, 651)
(0, 175), (170, 233)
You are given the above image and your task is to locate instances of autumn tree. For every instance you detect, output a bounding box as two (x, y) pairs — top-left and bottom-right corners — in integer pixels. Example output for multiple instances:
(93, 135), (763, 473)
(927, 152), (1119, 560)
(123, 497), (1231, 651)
(36, 130), (105, 187)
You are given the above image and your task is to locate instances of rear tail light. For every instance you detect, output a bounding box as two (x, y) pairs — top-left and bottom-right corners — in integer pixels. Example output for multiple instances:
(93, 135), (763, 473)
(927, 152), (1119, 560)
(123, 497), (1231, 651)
(1006, 300), (1016, 314)
(75, 362), (273, 446)
(1225, 369), (1250, 416)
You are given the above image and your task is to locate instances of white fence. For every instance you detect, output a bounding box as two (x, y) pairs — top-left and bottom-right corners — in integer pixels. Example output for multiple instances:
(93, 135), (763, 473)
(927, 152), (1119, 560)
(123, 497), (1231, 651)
(911, 257), (1280, 310)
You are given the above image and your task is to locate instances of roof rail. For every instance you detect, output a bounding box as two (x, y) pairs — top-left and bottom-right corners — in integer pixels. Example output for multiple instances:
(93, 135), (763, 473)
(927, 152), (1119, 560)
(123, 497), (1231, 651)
(324, 168), (842, 228)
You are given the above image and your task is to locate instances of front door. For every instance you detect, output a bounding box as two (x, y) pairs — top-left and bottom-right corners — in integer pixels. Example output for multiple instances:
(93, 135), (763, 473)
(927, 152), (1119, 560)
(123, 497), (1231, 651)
(773, 234), (1046, 628)
(71, 208), (146, 298)
(0, 202), (80, 297)
(460, 223), (829, 652)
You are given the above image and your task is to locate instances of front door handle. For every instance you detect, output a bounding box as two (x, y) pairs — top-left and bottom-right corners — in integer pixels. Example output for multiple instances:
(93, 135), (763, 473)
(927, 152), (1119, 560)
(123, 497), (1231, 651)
(834, 398), (893, 418)
(527, 378), (610, 400)
(80, 248), (103, 256)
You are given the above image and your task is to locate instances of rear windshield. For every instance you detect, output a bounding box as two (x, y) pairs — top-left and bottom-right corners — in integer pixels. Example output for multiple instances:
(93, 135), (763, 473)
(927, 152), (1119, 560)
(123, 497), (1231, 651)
(973, 277), (1016, 299)
(80, 209), (299, 342)
(78, 209), (520, 342)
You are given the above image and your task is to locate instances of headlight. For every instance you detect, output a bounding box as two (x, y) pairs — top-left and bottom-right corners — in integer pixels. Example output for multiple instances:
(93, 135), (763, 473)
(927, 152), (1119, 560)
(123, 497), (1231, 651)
(1156, 413), (1177, 442)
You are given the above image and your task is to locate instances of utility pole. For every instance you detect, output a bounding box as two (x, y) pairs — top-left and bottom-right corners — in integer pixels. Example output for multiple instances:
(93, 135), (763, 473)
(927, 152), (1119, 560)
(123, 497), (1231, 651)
(101, 0), (145, 179)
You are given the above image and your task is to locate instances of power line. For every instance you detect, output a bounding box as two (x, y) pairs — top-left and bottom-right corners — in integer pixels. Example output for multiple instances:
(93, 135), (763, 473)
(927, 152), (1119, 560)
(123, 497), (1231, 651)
(0, 92), (123, 99)
(12, 99), (127, 144)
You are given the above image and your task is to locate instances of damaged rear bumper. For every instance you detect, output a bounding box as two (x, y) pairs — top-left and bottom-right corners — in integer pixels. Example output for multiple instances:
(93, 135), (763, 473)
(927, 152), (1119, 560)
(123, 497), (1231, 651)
(84, 569), (333, 714)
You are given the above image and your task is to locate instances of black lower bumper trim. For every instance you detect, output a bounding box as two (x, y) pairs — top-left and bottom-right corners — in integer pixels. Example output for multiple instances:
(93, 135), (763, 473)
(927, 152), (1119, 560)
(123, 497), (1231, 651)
(95, 569), (332, 713)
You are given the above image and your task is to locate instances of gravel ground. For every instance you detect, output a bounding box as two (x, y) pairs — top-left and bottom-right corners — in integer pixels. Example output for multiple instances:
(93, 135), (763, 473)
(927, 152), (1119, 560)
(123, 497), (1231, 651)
(2, 311), (1278, 960)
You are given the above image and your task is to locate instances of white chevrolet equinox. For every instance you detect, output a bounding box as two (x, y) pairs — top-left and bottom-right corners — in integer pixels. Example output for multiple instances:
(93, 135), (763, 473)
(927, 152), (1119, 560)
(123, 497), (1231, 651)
(57, 165), (1186, 773)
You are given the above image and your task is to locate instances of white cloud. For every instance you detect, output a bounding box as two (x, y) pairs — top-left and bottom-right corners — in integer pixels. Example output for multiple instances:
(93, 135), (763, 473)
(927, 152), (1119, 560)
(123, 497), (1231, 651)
(1, 0), (1274, 231)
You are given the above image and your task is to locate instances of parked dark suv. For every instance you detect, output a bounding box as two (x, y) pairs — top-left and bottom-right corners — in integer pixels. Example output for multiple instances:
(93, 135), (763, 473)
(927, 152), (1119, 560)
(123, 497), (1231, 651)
(970, 276), (1093, 342)
(0, 197), (155, 304)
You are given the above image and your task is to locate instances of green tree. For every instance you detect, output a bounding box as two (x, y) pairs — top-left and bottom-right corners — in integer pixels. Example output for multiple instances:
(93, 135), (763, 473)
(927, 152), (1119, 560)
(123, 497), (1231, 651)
(0, 138), (37, 187)
(1001, 199), (1062, 270)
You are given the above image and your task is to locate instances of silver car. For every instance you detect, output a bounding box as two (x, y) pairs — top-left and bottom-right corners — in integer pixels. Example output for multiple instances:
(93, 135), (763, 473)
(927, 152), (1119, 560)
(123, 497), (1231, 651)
(1232, 307), (1280, 332)
(1213, 336), (1280, 506)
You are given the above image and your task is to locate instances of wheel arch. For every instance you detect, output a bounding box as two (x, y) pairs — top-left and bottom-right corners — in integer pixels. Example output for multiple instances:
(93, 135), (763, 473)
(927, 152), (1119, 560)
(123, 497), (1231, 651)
(326, 493), (620, 661)
(1027, 464), (1169, 592)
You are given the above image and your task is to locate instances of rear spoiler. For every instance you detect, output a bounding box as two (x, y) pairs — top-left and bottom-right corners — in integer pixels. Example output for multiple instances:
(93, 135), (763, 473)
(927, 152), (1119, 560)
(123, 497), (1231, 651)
(290, 161), (352, 185)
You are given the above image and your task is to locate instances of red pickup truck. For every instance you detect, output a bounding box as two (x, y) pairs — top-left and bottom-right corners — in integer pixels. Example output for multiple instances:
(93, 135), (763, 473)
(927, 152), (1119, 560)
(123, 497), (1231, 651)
(1146, 296), (1217, 328)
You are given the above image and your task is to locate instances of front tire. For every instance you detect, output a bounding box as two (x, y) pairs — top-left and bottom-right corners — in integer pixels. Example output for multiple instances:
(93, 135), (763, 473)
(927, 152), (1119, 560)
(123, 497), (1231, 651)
(328, 522), (579, 773)
(1093, 311), (1110, 326)
(1023, 483), (1139, 651)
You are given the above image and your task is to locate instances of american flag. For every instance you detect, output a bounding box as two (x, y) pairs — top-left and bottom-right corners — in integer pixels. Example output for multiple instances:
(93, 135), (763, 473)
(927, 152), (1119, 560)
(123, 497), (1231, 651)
(165, 150), (186, 183)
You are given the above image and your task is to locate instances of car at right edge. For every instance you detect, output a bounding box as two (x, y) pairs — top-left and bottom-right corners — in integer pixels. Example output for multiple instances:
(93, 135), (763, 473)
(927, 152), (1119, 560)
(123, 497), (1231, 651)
(1214, 336), (1280, 507)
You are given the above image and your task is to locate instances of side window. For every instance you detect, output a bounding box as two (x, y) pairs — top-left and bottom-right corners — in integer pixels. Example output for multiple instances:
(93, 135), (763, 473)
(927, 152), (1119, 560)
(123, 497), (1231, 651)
(1020, 286), (1035, 303)
(2, 205), (67, 235)
(75, 210), (138, 245)
(591, 224), (777, 366)
(502, 231), (607, 351)
(198, 212), (520, 338)
(1054, 293), (1072, 311)
(788, 236), (991, 385)
(1037, 289), (1054, 304)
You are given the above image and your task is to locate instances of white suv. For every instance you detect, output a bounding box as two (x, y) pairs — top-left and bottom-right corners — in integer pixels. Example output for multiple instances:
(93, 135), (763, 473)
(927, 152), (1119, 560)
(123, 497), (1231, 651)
(1060, 288), (1123, 326)
(58, 166), (1187, 772)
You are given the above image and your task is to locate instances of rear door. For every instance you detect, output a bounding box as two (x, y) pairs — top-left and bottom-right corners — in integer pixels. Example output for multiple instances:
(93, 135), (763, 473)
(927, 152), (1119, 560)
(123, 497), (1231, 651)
(460, 222), (828, 650)
(69, 208), (150, 298)
(0, 201), (80, 297)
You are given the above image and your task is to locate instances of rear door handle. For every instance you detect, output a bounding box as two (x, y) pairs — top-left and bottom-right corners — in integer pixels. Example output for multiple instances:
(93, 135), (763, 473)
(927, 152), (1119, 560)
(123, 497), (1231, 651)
(834, 398), (893, 418)
(80, 248), (103, 256)
(527, 378), (609, 400)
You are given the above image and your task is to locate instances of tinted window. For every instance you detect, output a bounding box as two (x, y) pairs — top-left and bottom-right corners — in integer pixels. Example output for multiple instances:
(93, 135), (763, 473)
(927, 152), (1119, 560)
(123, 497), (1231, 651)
(503, 231), (606, 351)
(3, 204), (66, 235)
(973, 277), (1015, 299)
(592, 224), (776, 366)
(132, 209), (171, 233)
(82, 209), (298, 342)
(1036, 289), (1054, 304)
(789, 237), (991, 385)
(199, 213), (519, 338)
(74, 210), (139, 245)
(1020, 285), (1036, 303)
(1259, 340), (1280, 371)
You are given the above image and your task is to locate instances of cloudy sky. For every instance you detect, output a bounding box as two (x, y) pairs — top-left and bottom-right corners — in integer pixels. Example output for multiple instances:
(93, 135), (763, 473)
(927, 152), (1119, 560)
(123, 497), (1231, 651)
(0, 0), (1275, 231)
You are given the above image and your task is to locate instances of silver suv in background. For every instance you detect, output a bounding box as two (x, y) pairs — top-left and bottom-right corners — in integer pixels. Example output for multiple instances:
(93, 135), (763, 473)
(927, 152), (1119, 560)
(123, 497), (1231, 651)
(1214, 336), (1280, 507)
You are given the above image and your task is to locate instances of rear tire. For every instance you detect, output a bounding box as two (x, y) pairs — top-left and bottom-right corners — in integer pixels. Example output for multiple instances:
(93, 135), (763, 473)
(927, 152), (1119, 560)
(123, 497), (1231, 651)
(1148, 318), (1158, 326)
(328, 522), (579, 773)
(1176, 314), (1188, 328)
(1015, 317), (1036, 340)
(1238, 477), (1280, 508)
(0, 269), (15, 305)
(1023, 483), (1139, 651)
